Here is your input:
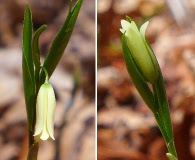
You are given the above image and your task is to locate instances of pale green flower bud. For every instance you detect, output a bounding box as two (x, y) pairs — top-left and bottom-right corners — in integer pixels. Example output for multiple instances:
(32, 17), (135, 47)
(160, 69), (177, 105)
(120, 19), (158, 84)
(166, 153), (177, 160)
(34, 81), (56, 141)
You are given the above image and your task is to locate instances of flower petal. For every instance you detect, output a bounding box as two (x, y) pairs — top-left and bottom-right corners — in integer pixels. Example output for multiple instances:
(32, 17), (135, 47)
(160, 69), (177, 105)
(120, 20), (131, 33)
(40, 120), (49, 140)
(140, 21), (149, 39)
(34, 85), (46, 136)
(46, 83), (56, 140)
(39, 84), (49, 141)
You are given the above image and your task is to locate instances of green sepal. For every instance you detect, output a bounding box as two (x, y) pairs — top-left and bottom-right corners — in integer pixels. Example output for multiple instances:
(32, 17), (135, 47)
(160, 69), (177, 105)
(22, 4), (35, 130)
(32, 24), (47, 91)
(122, 34), (155, 111)
(126, 16), (132, 23)
(39, 0), (83, 85)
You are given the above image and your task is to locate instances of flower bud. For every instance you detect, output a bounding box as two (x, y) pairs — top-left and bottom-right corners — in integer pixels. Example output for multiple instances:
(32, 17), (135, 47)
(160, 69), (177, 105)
(120, 19), (158, 84)
(166, 153), (177, 160)
(34, 81), (56, 141)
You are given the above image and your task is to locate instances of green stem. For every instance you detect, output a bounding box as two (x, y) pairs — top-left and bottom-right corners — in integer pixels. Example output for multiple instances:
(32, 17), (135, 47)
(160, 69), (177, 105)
(154, 112), (177, 159)
(167, 140), (177, 159)
(28, 130), (35, 148)
(27, 142), (39, 160)
(42, 67), (49, 82)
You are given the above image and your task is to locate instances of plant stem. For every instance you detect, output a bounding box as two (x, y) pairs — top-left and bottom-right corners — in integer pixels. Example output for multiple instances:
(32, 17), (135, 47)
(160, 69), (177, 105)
(28, 130), (35, 148)
(167, 140), (177, 159)
(154, 111), (178, 159)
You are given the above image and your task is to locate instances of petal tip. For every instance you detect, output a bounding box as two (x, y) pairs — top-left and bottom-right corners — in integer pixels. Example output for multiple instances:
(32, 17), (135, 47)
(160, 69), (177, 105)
(140, 21), (149, 38)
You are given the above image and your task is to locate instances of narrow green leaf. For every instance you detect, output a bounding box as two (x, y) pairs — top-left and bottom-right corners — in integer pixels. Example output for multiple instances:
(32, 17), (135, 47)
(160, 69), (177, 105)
(142, 36), (177, 157)
(122, 35), (155, 111)
(32, 24), (47, 91)
(39, 0), (83, 85)
(22, 4), (35, 130)
(153, 71), (173, 139)
(153, 71), (177, 157)
(32, 24), (47, 68)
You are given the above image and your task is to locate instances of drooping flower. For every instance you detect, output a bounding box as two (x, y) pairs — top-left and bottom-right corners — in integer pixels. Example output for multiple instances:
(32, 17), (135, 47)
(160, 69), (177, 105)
(34, 81), (56, 141)
(120, 19), (158, 84)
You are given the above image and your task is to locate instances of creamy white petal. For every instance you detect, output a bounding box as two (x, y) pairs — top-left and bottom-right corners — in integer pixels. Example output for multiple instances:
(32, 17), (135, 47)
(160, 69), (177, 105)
(119, 28), (125, 33)
(39, 86), (49, 141)
(34, 85), (46, 136)
(140, 21), (149, 39)
(40, 119), (49, 140)
(121, 20), (131, 31)
(46, 84), (56, 140)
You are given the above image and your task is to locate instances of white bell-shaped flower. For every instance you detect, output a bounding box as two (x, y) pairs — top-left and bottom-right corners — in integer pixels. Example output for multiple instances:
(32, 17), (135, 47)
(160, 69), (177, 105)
(34, 81), (56, 141)
(120, 19), (158, 84)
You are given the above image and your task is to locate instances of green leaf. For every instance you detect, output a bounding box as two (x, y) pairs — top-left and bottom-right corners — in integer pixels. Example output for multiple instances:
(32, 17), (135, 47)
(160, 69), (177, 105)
(144, 40), (177, 157)
(32, 24), (47, 68)
(122, 35), (155, 111)
(32, 24), (47, 90)
(39, 0), (83, 85)
(153, 71), (172, 139)
(153, 71), (177, 157)
(22, 4), (35, 130)
(141, 36), (177, 157)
